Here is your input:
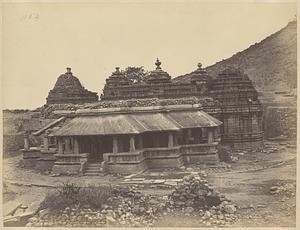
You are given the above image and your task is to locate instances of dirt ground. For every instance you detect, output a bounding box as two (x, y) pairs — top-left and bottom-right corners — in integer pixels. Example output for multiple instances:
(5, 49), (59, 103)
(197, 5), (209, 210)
(2, 140), (296, 227)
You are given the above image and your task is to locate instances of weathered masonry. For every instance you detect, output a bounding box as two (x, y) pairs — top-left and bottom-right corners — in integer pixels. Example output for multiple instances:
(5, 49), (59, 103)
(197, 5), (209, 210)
(101, 60), (264, 149)
(209, 69), (263, 149)
(22, 59), (263, 175)
(46, 68), (98, 104)
(23, 104), (221, 175)
(101, 61), (210, 100)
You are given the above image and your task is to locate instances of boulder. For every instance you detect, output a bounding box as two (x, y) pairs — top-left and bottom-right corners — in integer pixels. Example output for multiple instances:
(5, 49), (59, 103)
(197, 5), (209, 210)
(224, 204), (236, 214)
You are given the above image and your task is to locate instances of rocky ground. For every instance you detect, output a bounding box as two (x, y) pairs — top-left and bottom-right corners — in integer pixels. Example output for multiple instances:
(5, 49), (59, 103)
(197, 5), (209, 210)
(3, 140), (297, 227)
(22, 173), (239, 228)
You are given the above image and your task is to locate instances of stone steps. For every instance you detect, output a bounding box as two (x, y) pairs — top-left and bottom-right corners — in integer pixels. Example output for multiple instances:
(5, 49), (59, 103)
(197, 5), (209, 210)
(84, 172), (101, 176)
(84, 163), (102, 176)
(85, 169), (100, 173)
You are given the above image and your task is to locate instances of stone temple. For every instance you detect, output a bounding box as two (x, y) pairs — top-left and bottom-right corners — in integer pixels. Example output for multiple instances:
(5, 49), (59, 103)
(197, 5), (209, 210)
(46, 68), (98, 104)
(21, 60), (264, 175)
(102, 60), (263, 149)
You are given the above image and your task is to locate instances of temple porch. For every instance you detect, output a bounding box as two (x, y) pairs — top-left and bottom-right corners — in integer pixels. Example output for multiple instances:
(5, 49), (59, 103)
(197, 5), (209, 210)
(51, 126), (219, 175)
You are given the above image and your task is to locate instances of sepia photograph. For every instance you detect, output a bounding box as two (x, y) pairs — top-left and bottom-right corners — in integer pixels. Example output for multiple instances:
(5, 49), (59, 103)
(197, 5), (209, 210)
(1, 0), (298, 228)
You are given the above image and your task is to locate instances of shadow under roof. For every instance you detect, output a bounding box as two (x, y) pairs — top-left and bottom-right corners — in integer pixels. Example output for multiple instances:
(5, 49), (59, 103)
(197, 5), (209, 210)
(50, 110), (222, 137)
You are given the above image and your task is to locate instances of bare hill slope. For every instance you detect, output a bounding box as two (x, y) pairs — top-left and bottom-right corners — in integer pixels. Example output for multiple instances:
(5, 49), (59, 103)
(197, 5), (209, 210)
(174, 20), (297, 93)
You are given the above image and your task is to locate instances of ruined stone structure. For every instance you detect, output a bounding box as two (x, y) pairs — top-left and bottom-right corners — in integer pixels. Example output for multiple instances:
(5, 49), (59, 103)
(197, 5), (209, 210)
(46, 68), (98, 104)
(23, 59), (263, 175)
(101, 60), (210, 100)
(102, 60), (264, 149)
(209, 69), (263, 149)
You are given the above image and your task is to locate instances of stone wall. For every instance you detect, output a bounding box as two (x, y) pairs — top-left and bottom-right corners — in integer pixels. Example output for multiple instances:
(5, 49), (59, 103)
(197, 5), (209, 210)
(52, 164), (82, 175)
(263, 106), (297, 139)
(3, 134), (24, 153)
(208, 69), (264, 149)
(102, 82), (208, 100)
(104, 144), (219, 174)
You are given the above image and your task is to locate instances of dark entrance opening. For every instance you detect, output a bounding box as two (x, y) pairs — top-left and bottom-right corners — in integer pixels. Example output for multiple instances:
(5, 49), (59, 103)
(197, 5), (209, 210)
(142, 132), (168, 148)
(79, 136), (109, 163)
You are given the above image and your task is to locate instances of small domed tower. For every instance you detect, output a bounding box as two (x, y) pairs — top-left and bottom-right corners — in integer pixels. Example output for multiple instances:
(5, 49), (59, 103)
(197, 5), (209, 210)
(105, 67), (132, 87)
(46, 68), (98, 104)
(146, 59), (172, 84)
(190, 63), (210, 84)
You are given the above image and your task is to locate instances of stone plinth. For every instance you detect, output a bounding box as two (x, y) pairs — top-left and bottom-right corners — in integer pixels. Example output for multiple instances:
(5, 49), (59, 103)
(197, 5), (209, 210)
(52, 164), (82, 175)
(104, 151), (147, 174)
(102, 144), (220, 174)
(36, 158), (56, 172)
(144, 146), (184, 169)
(21, 148), (41, 168)
(181, 142), (219, 165)
(52, 153), (89, 175)
(106, 161), (147, 174)
(35, 148), (57, 172)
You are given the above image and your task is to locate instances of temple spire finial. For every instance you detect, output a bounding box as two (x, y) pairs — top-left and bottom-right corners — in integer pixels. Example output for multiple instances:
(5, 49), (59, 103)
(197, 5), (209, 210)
(197, 63), (202, 69)
(155, 58), (162, 69)
(66, 67), (72, 74)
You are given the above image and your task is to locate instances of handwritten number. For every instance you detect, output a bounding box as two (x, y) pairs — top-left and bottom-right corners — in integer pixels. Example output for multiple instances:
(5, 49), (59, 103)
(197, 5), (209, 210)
(21, 13), (39, 21)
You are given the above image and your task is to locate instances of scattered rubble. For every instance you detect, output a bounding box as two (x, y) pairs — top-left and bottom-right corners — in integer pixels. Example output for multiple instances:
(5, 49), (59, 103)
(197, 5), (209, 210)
(25, 173), (240, 227)
(165, 173), (239, 226)
(269, 183), (296, 197)
(230, 156), (239, 163)
(27, 186), (162, 227)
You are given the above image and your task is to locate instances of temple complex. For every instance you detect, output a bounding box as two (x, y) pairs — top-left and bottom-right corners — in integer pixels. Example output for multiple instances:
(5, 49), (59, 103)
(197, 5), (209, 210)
(22, 59), (263, 175)
(46, 68), (98, 104)
(102, 60), (263, 149)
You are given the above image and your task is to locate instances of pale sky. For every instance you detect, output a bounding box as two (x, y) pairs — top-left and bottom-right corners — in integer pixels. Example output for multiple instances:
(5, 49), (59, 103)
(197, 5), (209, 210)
(2, 1), (296, 109)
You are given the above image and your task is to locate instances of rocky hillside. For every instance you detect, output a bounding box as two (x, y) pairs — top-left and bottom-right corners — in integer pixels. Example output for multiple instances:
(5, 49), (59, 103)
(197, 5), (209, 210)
(174, 20), (297, 93)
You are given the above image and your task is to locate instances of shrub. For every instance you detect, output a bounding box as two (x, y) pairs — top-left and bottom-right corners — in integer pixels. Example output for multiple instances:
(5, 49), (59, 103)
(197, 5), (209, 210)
(78, 185), (112, 208)
(39, 191), (70, 212)
(39, 183), (112, 212)
(57, 182), (81, 203)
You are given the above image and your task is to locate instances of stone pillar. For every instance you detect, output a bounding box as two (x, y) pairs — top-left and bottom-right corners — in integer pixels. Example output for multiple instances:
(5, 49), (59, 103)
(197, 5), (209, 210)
(113, 136), (118, 154)
(130, 135), (136, 152)
(73, 137), (79, 154)
(58, 138), (64, 154)
(216, 127), (221, 141)
(195, 128), (202, 143)
(64, 137), (72, 153)
(173, 133), (178, 146)
(188, 129), (192, 137)
(188, 129), (194, 144)
(213, 127), (216, 139)
(153, 135), (160, 147)
(24, 132), (30, 151)
(43, 135), (49, 151)
(138, 135), (143, 149)
(168, 132), (174, 148)
(208, 128), (214, 144)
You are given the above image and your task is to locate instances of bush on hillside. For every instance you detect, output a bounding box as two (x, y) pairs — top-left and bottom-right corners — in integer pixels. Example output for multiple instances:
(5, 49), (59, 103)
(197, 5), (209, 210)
(39, 183), (112, 212)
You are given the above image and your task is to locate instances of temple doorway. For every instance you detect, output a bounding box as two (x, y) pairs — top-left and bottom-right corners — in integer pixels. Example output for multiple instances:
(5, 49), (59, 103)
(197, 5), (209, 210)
(79, 136), (112, 163)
